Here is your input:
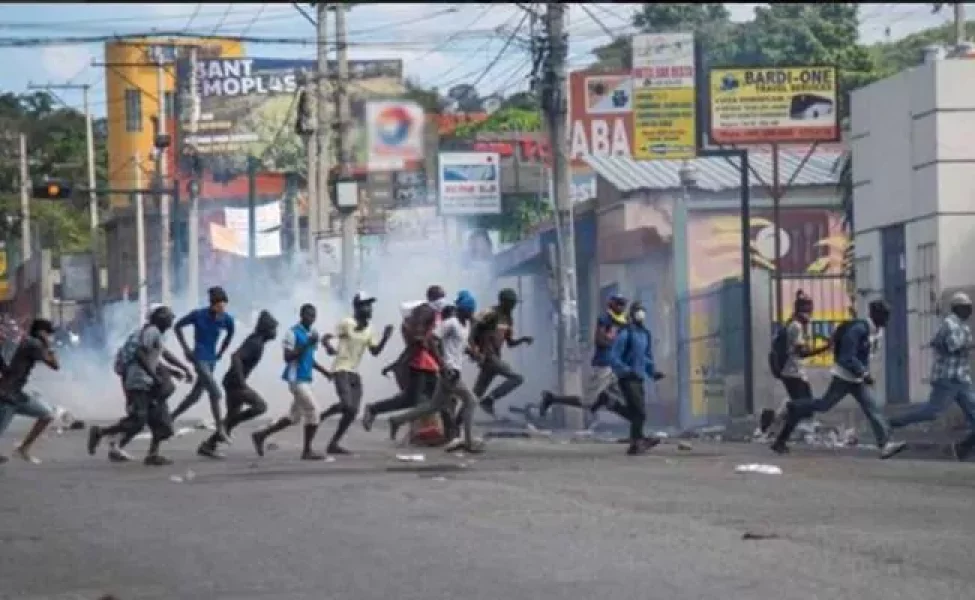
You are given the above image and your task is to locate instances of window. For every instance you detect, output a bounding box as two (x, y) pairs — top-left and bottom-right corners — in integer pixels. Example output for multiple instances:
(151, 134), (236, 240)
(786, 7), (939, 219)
(163, 91), (175, 121)
(124, 89), (142, 133)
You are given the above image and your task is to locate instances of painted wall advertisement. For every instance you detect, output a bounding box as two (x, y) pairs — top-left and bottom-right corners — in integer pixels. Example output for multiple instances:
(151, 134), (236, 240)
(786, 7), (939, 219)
(630, 33), (697, 160)
(708, 66), (840, 144)
(365, 100), (425, 172)
(176, 57), (403, 175)
(438, 152), (501, 216)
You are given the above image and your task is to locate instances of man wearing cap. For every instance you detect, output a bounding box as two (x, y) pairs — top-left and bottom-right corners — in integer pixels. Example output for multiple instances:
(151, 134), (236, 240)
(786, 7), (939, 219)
(772, 299), (907, 459)
(888, 291), (975, 460)
(539, 294), (629, 418)
(170, 286), (236, 444)
(469, 288), (533, 418)
(0, 318), (60, 464)
(319, 292), (394, 455)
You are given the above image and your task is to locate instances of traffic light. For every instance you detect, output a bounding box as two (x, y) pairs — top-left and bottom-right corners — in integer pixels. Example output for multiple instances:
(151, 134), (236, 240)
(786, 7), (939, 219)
(32, 181), (72, 200)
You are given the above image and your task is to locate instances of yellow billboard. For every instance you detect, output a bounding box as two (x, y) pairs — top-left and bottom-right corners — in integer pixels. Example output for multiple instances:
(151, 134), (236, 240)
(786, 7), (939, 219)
(708, 66), (840, 145)
(0, 244), (8, 301)
(633, 87), (697, 160)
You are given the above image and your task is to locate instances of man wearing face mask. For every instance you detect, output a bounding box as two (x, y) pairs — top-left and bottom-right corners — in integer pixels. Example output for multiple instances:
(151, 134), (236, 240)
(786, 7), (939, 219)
(888, 292), (975, 460)
(319, 292), (394, 455)
(197, 310), (279, 459)
(469, 288), (533, 418)
(539, 294), (629, 418)
(363, 286), (446, 431)
(88, 306), (191, 466)
(771, 299), (907, 459)
(609, 302), (665, 455)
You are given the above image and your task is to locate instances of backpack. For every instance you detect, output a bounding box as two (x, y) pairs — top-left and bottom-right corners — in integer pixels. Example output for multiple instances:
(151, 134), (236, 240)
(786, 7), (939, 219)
(113, 325), (149, 376)
(767, 320), (793, 380)
(830, 319), (865, 363)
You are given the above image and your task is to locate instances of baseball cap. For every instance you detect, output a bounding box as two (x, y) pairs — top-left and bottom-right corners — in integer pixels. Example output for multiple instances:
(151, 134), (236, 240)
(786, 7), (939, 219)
(353, 291), (376, 306)
(950, 291), (972, 307)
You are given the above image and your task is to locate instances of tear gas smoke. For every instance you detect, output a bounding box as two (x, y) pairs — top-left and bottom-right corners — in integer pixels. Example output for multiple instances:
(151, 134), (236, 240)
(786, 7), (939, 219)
(34, 208), (548, 422)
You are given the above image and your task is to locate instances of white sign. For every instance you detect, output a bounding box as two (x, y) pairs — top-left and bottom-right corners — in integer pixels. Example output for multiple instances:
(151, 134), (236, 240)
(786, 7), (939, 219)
(366, 100), (425, 172)
(631, 33), (695, 88)
(438, 152), (501, 216)
(216, 201), (283, 257)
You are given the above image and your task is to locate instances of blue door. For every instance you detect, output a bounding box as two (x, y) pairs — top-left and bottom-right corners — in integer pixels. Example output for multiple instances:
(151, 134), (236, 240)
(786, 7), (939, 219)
(881, 224), (909, 404)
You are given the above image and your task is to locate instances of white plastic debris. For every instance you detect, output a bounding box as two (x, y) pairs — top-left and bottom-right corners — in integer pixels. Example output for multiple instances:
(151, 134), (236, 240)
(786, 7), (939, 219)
(677, 441), (693, 451)
(169, 475), (184, 483)
(395, 454), (426, 462)
(324, 456), (336, 463)
(735, 463), (783, 475)
(431, 476), (447, 482)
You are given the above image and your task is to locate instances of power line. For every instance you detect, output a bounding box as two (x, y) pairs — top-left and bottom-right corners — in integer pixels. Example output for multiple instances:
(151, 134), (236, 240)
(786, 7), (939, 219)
(240, 4), (268, 37)
(184, 4), (203, 31)
(209, 5), (234, 36)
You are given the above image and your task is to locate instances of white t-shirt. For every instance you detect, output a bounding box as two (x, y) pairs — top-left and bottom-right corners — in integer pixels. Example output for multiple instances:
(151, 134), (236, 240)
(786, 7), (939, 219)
(438, 315), (470, 371)
(332, 317), (375, 373)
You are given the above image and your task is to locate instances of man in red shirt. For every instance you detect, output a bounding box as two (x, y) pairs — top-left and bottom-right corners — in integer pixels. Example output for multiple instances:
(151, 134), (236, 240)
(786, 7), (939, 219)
(362, 286), (445, 433)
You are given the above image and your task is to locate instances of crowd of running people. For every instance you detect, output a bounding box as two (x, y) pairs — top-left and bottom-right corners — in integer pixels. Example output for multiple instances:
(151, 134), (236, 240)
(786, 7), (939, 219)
(1, 282), (974, 465)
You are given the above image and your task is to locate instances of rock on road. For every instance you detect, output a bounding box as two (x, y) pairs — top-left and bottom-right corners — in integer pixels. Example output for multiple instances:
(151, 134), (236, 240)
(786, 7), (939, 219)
(1, 427), (974, 600)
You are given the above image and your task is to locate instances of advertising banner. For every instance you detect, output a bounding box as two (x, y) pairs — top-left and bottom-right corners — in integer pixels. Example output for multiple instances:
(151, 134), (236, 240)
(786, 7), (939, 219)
(58, 253), (95, 302)
(210, 201), (283, 257)
(568, 69), (634, 166)
(708, 66), (840, 144)
(176, 57), (404, 175)
(365, 100), (425, 171)
(438, 152), (502, 216)
(630, 32), (697, 160)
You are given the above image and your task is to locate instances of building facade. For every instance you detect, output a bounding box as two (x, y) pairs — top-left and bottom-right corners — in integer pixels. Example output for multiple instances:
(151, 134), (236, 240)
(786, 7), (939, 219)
(851, 57), (975, 408)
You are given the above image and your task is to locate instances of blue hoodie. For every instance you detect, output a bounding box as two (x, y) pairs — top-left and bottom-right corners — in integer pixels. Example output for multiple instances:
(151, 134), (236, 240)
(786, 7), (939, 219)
(833, 319), (873, 380)
(610, 323), (655, 380)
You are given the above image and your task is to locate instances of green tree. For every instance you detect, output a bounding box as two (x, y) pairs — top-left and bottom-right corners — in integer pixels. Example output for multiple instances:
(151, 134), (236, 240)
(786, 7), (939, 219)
(452, 107), (543, 138)
(402, 79), (443, 113)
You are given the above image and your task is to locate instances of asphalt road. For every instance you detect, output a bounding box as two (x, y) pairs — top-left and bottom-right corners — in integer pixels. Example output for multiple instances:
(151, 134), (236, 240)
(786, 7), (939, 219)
(2, 424), (974, 600)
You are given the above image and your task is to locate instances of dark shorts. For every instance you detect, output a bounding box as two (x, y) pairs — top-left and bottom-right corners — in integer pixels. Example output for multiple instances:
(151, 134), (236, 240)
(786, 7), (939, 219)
(125, 389), (174, 441)
(224, 385), (266, 412)
(334, 371), (363, 412)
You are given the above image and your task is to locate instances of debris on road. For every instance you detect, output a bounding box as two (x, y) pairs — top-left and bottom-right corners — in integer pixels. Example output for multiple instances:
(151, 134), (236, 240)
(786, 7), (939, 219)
(734, 463), (783, 475)
(742, 531), (779, 540)
(169, 469), (197, 484)
(677, 441), (693, 451)
(395, 454), (426, 463)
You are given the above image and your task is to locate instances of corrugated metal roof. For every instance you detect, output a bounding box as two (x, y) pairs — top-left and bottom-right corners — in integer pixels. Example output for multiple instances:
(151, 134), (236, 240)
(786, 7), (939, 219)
(584, 149), (844, 193)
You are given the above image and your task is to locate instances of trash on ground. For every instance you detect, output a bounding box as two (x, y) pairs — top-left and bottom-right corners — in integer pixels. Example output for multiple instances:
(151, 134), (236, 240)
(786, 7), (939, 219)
(735, 463), (783, 475)
(431, 476), (447, 482)
(677, 441), (693, 451)
(324, 456), (336, 463)
(395, 454), (426, 462)
(742, 531), (779, 540)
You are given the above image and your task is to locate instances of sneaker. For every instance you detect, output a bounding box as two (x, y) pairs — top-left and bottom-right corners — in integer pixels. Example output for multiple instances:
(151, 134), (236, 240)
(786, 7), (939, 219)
(444, 437), (465, 452)
(301, 450), (325, 461)
(361, 407), (375, 432)
(251, 432), (267, 457)
(144, 454), (173, 466)
(479, 397), (496, 418)
(538, 392), (554, 418)
(108, 447), (133, 462)
(770, 441), (790, 455)
(758, 409), (776, 434)
(197, 443), (224, 460)
(326, 444), (352, 456)
(87, 426), (103, 456)
(15, 447), (41, 464)
(880, 440), (907, 459)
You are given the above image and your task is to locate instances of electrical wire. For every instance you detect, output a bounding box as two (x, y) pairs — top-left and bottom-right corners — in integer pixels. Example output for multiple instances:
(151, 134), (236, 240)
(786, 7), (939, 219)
(239, 3), (267, 37)
(463, 11), (530, 92)
(184, 4), (203, 32)
(292, 3), (316, 28)
(209, 5), (234, 36)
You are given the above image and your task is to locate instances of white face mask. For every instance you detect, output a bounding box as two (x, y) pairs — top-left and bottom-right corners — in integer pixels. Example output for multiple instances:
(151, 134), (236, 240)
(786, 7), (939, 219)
(430, 298), (448, 311)
(632, 309), (646, 323)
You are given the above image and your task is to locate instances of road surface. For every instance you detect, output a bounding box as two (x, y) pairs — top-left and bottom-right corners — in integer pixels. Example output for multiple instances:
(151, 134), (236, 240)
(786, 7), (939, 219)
(1, 424), (974, 600)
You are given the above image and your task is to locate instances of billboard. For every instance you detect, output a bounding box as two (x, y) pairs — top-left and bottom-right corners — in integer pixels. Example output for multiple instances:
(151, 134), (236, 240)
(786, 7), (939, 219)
(438, 152), (502, 216)
(631, 33), (697, 160)
(568, 70), (634, 166)
(365, 100), (425, 171)
(176, 57), (404, 176)
(708, 66), (840, 144)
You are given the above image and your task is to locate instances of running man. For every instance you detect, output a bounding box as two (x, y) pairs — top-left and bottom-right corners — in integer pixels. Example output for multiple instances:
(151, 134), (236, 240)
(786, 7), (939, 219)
(0, 318), (60, 464)
(470, 288), (533, 417)
(388, 290), (482, 452)
(197, 310), (279, 459)
(170, 286), (235, 441)
(609, 301), (664, 455)
(888, 292), (975, 460)
(319, 292), (394, 455)
(88, 306), (191, 466)
(251, 304), (331, 460)
(772, 299), (907, 459)
(539, 294), (628, 417)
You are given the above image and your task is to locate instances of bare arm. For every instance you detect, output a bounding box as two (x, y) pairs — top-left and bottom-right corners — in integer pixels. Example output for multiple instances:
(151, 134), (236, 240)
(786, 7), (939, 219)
(369, 325), (394, 356)
(322, 334), (338, 356)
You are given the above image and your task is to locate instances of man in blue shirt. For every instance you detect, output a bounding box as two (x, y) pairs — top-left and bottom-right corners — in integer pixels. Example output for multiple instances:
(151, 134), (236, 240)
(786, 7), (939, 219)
(889, 292), (975, 460)
(772, 299), (907, 459)
(170, 286), (236, 445)
(539, 294), (629, 418)
(251, 304), (333, 461)
(610, 301), (665, 455)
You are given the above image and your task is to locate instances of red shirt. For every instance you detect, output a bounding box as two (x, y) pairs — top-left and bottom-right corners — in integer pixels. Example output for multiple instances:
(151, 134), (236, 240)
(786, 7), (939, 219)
(407, 307), (441, 372)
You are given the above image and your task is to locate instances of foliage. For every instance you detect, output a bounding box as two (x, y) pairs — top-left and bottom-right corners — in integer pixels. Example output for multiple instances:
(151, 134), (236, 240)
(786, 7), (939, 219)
(867, 20), (975, 77)
(474, 193), (552, 244)
(452, 107), (543, 138)
(0, 91), (108, 258)
(402, 79), (444, 114)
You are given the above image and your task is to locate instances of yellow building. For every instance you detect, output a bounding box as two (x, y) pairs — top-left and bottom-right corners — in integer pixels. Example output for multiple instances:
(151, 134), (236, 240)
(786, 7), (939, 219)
(104, 37), (243, 208)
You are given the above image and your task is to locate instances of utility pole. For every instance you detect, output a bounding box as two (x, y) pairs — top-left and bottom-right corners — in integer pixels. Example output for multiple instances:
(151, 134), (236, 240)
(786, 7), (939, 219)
(298, 68), (317, 259)
(18, 133), (30, 263)
(955, 3), (967, 47)
(28, 82), (101, 314)
(314, 3), (333, 272)
(186, 46), (201, 306)
(541, 3), (582, 429)
(134, 152), (147, 324)
(155, 55), (172, 307)
(333, 3), (356, 298)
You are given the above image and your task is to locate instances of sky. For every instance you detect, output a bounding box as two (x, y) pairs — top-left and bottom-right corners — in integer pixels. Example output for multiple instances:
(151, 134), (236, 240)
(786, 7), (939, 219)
(0, 3), (964, 118)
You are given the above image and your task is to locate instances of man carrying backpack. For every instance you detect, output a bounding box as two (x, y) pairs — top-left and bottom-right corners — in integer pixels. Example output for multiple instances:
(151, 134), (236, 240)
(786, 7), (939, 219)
(760, 291), (831, 440)
(88, 305), (193, 465)
(771, 299), (907, 459)
(888, 292), (975, 460)
(609, 301), (665, 455)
